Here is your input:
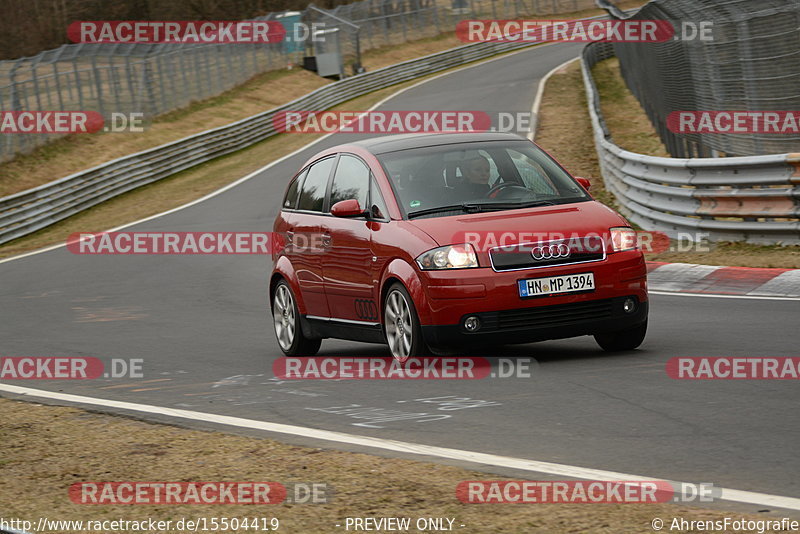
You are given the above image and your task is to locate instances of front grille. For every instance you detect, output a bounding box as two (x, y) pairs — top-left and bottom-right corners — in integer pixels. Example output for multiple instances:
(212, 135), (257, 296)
(472, 298), (615, 332)
(489, 237), (605, 271)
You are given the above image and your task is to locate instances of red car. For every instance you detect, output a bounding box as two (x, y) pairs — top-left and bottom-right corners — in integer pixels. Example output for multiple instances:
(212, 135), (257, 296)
(271, 133), (648, 361)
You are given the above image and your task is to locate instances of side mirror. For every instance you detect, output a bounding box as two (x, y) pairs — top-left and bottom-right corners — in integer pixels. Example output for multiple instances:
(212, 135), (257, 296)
(330, 199), (367, 218)
(576, 177), (591, 191)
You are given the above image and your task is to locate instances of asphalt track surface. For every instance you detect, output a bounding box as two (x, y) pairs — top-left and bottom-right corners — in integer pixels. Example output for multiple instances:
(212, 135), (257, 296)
(2, 43), (799, 507)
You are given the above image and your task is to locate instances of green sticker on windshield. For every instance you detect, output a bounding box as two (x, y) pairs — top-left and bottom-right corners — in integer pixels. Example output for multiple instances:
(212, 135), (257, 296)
(410, 200), (421, 208)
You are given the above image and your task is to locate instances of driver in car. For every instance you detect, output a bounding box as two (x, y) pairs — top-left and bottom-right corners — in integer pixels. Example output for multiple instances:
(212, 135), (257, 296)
(456, 155), (493, 198)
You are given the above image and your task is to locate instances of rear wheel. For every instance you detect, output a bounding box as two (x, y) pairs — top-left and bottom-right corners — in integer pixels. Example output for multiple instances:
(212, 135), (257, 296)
(272, 281), (321, 356)
(383, 283), (428, 362)
(594, 320), (647, 352)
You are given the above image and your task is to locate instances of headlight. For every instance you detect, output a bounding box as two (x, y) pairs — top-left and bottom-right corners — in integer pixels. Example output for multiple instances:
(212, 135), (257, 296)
(416, 244), (478, 270)
(609, 227), (638, 252)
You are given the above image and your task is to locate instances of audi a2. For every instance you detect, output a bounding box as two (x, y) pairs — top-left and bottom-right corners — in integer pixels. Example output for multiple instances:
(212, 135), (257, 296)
(271, 133), (648, 361)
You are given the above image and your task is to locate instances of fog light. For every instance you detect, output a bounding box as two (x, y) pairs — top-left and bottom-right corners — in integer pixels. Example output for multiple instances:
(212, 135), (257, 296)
(623, 298), (636, 314)
(464, 316), (481, 332)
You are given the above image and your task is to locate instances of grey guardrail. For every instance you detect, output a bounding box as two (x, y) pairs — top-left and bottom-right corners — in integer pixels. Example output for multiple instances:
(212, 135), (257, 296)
(581, 42), (800, 245)
(0, 34), (550, 246)
(595, 0), (631, 20)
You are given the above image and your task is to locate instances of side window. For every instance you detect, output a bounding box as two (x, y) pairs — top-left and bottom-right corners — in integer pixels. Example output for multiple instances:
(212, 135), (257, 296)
(329, 154), (370, 209)
(297, 157), (335, 212)
(370, 178), (389, 220)
(283, 168), (307, 209)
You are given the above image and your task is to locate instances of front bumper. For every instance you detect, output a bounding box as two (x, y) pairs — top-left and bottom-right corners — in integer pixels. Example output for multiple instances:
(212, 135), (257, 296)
(417, 250), (648, 347)
(421, 295), (647, 347)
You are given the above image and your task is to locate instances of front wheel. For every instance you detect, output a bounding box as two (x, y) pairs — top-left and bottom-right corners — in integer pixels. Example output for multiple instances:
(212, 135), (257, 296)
(383, 283), (428, 362)
(594, 320), (647, 352)
(272, 281), (321, 357)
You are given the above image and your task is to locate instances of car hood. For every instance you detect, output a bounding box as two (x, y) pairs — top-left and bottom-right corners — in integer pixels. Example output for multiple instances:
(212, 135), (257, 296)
(406, 200), (628, 248)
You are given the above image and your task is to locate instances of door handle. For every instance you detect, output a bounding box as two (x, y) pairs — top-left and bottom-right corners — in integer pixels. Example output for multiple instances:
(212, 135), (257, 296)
(321, 233), (332, 247)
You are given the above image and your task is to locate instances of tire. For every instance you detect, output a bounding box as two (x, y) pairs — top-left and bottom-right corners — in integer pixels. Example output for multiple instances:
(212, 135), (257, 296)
(594, 320), (647, 352)
(383, 283), (429, 362)
(272, 280), (321, 357)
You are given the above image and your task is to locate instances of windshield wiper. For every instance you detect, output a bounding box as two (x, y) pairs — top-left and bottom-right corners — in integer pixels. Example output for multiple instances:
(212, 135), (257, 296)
(407, 200), (557, 219)
(407, 203), (484, 219)
(461, 200), (557, 211)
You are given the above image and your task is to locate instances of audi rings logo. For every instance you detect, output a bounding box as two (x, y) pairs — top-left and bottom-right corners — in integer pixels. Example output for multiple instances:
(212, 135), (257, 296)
(354, 299), (378, 321)
(531, 243), (571, 261)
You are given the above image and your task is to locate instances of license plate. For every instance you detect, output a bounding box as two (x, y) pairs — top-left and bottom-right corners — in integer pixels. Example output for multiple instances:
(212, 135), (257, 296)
(518, 272), (595, 298)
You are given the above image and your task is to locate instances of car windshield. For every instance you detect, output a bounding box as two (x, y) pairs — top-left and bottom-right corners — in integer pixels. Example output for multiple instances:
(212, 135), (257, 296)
(376, 140), (591, 218)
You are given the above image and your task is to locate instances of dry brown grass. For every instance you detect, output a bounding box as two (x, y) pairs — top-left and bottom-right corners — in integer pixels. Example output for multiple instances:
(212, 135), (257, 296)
(1, 397), (787, 533)
(646, 242), (800, 269)
(592, 57), (669, 158)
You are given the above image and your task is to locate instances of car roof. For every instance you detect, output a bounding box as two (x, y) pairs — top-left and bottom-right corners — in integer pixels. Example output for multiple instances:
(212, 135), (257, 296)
(346, 132), (529, 154)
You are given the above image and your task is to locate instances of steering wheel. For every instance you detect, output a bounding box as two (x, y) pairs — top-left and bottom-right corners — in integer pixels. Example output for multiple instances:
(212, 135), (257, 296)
(486, 181), (534, 200)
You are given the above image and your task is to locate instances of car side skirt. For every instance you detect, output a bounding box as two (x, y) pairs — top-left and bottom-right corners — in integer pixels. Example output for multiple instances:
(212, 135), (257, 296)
(302, 315), (386, 344)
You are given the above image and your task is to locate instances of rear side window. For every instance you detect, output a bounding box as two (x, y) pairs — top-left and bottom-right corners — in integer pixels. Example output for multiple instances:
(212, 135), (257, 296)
(297, 157), (335, 212)
(329, 154), (370, 209)
(283, 168), (307, 209)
